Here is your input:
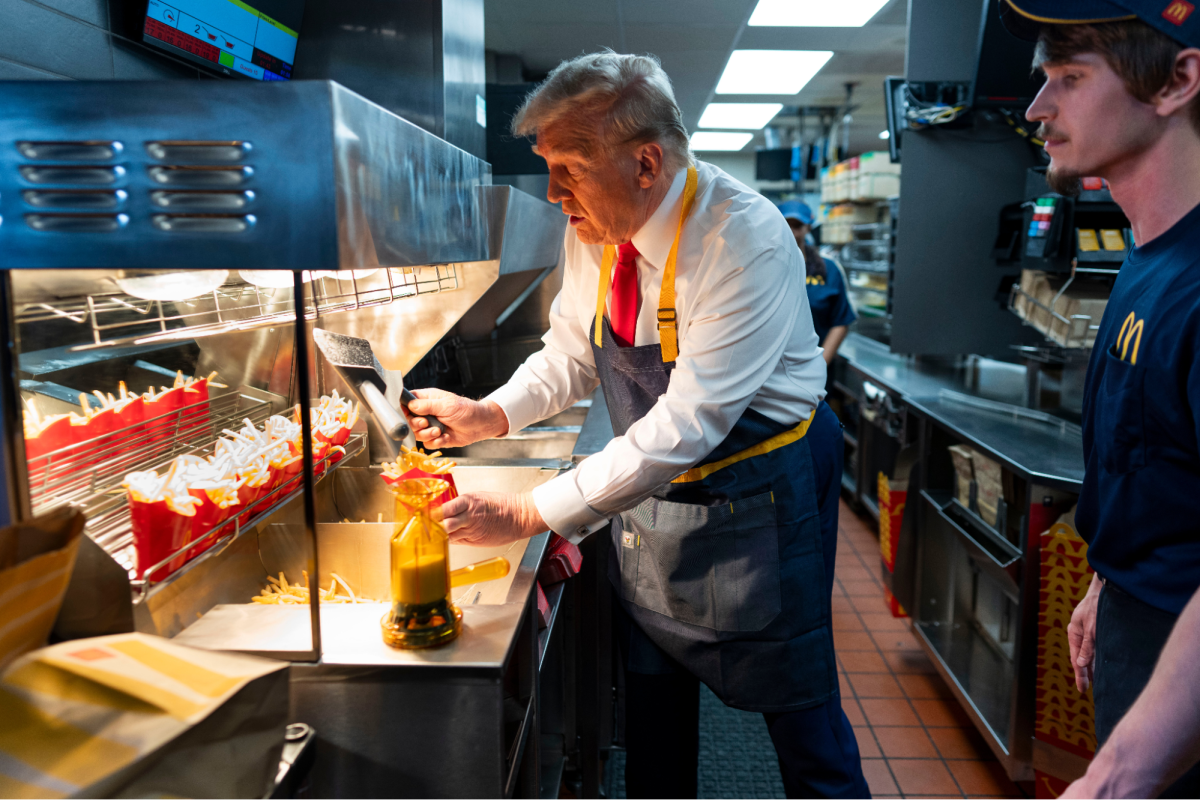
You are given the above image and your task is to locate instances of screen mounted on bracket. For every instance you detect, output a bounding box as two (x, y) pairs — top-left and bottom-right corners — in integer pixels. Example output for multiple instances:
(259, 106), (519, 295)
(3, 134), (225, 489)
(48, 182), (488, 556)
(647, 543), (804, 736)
(142, 0), (304, 81)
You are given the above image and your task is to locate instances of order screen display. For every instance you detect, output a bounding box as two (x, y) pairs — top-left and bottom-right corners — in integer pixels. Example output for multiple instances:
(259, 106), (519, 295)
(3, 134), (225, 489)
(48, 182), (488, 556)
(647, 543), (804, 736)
(143, 0), (303, 81)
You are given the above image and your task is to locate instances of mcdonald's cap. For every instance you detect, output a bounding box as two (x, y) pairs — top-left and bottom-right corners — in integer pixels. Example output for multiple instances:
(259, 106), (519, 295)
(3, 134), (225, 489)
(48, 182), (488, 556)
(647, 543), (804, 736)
(1001, 0), (1200, 50)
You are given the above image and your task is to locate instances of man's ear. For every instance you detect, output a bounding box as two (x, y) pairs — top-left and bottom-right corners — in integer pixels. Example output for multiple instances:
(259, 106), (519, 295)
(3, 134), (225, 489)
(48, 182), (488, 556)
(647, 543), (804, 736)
(634, 142), (665, 188)
(1158, 48), (1200, 118)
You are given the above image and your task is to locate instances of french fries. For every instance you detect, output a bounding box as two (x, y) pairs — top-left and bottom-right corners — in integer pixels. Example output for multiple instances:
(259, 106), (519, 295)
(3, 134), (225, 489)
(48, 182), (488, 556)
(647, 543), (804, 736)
(251, 570), (368, 604)
(380, 445), (456, 479)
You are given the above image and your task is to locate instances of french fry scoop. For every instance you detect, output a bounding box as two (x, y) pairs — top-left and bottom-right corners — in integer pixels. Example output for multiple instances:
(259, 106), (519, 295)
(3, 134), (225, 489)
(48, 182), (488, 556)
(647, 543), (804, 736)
(312, 328), (442, 441)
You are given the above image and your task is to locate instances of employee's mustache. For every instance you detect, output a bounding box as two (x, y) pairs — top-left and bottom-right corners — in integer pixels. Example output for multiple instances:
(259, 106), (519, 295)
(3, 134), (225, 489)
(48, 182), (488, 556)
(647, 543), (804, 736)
(1036, 123), (1067, 143)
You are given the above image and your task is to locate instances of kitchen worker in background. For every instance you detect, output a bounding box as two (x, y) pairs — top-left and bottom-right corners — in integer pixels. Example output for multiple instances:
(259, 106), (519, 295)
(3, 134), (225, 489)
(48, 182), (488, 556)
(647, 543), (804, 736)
(1002, 1), (1200, 796)
(778, 200), (856, 364)
(407, 51), (869, 799)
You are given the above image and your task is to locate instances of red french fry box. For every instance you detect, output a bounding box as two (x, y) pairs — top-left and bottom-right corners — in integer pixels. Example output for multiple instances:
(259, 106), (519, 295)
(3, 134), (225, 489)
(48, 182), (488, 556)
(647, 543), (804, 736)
(186, 487), (225, 559)
(316, 425), (352, 448)
(71, 406), (119, 473)
(130, 496), (194, 581)
(536, 582), (550, 630)
(143, 386), (186, 459)
(237, 479), (272, 528)
(538, 533), (584, 586)
(178, 379), (210, 435)
(312, 440), (331, 477)
(382, 468), (458, 507)
(24, 414), (73, 484)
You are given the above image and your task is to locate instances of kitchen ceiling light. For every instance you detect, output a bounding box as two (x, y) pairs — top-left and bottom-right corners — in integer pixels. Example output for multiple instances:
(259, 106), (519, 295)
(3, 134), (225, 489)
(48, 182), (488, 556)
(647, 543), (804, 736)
(690, 132), (754, 152)
(748, 0), (891, 27)
(879, 130), (891, 139)
(715, 51), (834, 95)
(698, 103), (784, 130)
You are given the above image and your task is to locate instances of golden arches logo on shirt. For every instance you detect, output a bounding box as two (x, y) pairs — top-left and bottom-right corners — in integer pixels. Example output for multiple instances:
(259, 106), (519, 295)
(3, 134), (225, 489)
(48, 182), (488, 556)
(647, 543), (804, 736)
(1115, 312), (1145, 365)
(805, 275), (826, 286)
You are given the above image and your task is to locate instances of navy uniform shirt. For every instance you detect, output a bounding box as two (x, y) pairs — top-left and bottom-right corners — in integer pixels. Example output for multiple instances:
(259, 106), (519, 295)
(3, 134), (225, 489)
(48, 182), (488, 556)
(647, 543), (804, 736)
(806, 257), (857, 344)
(1078, 201), (1200, 615)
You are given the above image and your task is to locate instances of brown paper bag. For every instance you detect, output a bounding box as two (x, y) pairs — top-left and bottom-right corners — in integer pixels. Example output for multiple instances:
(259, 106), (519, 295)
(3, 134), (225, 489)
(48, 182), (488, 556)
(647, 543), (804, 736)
(0, 633), (288, 798)
(0, 508), (86, 672)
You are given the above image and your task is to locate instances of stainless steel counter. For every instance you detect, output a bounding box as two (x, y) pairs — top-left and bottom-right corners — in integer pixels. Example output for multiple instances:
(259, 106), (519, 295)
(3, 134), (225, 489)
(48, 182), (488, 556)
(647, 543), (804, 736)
(904, 395), (1084, 490)
(837, 332), (1084, 489)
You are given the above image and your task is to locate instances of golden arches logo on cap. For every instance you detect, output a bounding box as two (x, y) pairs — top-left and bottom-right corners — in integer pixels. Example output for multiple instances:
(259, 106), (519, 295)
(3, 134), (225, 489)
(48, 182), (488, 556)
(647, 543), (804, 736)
(1163, 0), (1195, 24)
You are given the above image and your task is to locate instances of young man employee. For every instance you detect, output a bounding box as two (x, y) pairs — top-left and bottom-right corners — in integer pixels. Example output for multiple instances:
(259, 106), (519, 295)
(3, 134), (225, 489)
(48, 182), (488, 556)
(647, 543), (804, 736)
(1003, 1), (1200, 796)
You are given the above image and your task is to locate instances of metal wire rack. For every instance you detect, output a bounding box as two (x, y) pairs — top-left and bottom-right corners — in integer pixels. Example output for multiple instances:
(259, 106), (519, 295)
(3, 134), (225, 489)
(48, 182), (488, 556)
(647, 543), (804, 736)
(104, 433), (366, 598)
(14, 265), (460, 350)
(1008, 281), (1098, 350)
(31, 382), (368, 598)
(28, 386), (280, 514)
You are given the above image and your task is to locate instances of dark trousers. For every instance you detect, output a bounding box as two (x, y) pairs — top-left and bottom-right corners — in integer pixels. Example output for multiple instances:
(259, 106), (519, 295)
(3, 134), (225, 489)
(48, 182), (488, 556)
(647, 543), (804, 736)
(1095, 581), (1200, 798)
(615, 419), (869, 799)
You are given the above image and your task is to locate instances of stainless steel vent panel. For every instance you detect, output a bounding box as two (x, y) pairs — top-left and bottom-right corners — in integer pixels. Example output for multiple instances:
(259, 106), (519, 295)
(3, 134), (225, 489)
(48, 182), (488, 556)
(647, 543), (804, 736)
(0, 81), (491, 270)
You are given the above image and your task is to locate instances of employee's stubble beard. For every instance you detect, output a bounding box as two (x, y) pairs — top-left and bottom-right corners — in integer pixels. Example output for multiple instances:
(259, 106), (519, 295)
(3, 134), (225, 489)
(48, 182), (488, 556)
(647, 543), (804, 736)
(1038, 123), (1082, 196)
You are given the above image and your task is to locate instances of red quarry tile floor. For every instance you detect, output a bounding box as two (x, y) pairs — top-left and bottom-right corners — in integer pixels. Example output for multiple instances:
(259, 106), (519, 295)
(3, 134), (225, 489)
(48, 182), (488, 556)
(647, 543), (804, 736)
(833, 499), (1028, 799)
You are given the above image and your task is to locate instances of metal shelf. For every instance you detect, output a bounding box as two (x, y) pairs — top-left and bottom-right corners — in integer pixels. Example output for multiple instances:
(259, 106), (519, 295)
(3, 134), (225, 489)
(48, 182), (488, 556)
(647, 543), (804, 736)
(1007, 280), (1099, 351)
(28, 386), (278, 514)
(15, 266), (460, 350)
(28, 384), (366, 599)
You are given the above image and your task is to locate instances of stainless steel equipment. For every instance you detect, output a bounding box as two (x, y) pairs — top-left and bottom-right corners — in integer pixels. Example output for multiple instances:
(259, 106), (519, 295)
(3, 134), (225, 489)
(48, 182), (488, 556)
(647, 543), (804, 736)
(0, 78), (571, 796)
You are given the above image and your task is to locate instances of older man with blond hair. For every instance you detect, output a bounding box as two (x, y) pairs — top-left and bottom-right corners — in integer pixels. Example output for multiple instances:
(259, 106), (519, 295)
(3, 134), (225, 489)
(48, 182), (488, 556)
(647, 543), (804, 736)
(408, 51), (868, 798)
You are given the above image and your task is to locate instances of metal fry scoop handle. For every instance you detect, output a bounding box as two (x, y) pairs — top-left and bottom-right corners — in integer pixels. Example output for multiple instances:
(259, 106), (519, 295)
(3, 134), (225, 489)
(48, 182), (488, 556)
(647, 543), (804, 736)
(312, 329), (441, 441)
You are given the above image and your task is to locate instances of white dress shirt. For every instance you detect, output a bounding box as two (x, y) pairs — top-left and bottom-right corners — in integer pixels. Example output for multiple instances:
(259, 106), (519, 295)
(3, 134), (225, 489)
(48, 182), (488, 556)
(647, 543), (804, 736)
(488, 160), (827, 542)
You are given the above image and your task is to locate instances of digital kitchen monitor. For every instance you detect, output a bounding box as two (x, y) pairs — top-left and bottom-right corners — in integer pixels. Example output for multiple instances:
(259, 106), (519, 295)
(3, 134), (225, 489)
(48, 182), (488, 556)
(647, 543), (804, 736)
(142, 0), (304, 81)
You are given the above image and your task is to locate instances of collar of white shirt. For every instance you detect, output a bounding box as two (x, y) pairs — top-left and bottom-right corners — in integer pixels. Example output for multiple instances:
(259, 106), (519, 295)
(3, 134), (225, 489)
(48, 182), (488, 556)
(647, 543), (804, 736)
(628, 166), (688, 272)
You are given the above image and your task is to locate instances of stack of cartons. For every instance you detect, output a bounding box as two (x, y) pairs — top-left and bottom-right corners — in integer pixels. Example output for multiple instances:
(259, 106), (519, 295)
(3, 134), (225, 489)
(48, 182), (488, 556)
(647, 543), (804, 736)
(1014, 270), (1109, 348)
(852, 152), (901, 201)
(1034, 512), (1096, 795)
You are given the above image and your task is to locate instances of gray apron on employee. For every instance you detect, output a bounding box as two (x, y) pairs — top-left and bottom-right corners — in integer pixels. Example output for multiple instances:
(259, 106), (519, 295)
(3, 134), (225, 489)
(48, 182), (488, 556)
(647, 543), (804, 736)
(593, 166), (837, 713)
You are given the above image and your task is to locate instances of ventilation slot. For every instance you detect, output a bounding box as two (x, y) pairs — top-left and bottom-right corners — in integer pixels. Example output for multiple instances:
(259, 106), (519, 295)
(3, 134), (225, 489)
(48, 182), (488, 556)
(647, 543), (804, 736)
(145, 141), (252, 162)
(17, 141), (124, 161)
(148, 166), (253, 188)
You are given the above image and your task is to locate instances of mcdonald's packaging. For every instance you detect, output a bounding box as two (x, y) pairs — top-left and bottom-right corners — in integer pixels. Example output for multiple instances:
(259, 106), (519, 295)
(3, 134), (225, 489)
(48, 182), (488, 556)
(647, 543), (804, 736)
(0, 508), (86, 673)
(0, 633), (289, 798)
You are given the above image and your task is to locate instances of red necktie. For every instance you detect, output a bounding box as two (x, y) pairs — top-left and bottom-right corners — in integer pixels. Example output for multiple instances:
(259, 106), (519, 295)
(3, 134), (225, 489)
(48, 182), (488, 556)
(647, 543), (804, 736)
(610, 241), (639, 347)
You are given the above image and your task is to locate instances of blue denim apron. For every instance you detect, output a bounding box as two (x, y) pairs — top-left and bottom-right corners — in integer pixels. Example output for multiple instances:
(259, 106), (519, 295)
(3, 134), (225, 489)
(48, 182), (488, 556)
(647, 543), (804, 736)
(594, 312), (839, 713)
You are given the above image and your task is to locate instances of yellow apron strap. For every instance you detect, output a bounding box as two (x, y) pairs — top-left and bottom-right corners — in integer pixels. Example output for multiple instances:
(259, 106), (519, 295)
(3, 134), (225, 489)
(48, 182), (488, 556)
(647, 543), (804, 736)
(594, 164), (699, 361)
(671, 409), (816, 484)
(658, 165), (698, 363)
(594, 245), (616, 348)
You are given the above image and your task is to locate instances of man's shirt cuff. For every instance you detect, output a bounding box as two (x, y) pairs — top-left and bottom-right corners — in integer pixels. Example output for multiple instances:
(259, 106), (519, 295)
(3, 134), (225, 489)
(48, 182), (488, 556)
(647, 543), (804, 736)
(486, 382), (540, 437)
(532, 472), (610, 544)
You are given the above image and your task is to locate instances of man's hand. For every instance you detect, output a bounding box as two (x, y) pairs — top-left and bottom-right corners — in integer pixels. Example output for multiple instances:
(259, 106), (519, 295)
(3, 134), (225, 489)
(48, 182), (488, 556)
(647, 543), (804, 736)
(1068, 573), (1104, 692)
(407, 388), (509, 449)
(441, 491), (547, 547)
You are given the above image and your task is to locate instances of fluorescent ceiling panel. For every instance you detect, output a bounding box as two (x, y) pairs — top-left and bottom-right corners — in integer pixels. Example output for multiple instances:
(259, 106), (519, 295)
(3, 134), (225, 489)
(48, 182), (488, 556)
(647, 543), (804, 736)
(690, 132), (754, 151)
(698, 103), (783, 130)
(715, 50), (834, 95)
(748, 0), (891, 27)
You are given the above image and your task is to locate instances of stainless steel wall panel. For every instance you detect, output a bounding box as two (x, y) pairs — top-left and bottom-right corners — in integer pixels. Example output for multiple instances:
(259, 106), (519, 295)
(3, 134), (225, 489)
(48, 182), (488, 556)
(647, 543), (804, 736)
(440, 0), (487, 159)
(330, 82), (491, 270)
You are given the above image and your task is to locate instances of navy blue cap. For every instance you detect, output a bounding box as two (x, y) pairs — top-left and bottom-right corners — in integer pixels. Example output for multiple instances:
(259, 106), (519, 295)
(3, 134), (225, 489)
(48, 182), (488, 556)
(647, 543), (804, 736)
(777, 199), (813, 225)
(1002, 0), (1200, 49)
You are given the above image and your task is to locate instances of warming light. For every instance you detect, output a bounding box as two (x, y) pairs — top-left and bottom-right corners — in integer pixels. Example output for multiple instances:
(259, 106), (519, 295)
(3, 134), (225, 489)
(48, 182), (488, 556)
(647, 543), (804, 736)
(690, 132), (754, 152)
(698, 103), (784, 130)
(715, 51), (834, 95)
(748, 0), (890, 27)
